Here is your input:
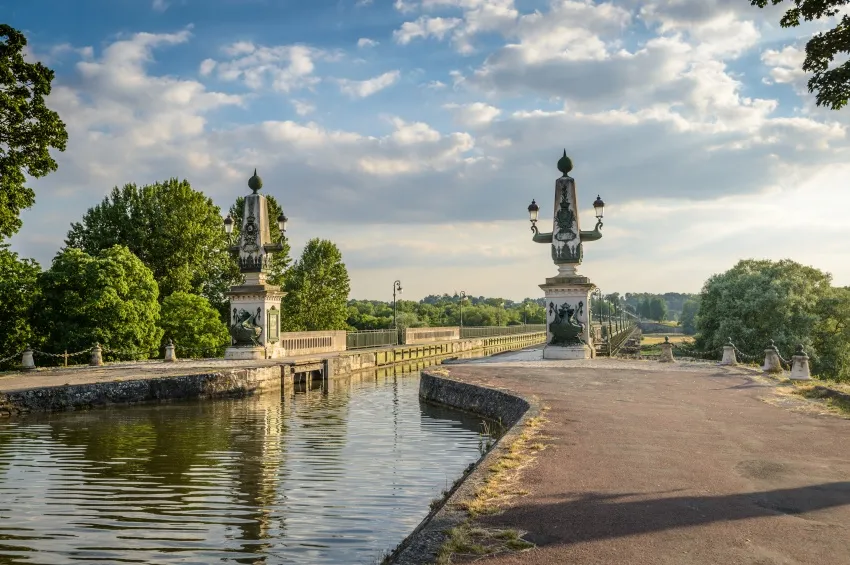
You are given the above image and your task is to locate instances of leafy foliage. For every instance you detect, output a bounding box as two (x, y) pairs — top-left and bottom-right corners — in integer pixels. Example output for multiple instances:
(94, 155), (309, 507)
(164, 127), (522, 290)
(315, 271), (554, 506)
(282, 239), (350, 331)
(66, 179), (238, 311)
(695, 259), (832, 367)
(750, 0), (850, 109)
(159, 292), (230, 357)
(679, 299), (700, 335)
(0, 25), (68, 238)
(811, 286), (850, 381)
(228, 194), (291, 286)
(0, 245), (40, 364)
(32, 245), (163, 360)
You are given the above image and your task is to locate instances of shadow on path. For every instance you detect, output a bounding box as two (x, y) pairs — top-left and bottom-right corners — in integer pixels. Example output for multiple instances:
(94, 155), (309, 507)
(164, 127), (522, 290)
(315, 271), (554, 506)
(494, 482), (850, 546)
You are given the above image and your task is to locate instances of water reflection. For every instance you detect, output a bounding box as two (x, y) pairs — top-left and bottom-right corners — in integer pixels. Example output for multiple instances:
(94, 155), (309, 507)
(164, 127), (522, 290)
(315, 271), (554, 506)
(0, 372), (485, 564)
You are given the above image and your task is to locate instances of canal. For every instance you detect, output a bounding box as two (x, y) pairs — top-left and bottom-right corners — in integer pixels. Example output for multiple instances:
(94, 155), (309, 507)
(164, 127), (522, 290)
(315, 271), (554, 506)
(0, 372), (490, 564)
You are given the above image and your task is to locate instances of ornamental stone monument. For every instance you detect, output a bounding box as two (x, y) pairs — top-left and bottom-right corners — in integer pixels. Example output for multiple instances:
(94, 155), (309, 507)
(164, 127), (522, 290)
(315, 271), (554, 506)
(224, 169), (287, 360)
(528, 151), (605, 360)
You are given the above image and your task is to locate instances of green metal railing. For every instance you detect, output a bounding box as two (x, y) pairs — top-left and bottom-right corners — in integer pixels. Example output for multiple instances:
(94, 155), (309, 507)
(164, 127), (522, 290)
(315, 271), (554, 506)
(460, 324), (546, 338)
(346, 330), (399, 350)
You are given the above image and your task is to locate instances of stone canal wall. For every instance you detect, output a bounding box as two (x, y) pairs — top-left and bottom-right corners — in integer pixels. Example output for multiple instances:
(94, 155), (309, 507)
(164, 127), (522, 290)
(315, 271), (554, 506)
(386, 370), (538, 565)
(0, 365), (283, 416)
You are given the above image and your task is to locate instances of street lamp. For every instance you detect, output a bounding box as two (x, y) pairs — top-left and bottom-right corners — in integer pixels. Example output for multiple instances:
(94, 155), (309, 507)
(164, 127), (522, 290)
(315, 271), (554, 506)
(223, 214), (234, 243)
(527, 199), (540, 234)
(457, 291), (467, 329)
(277, 212), (288, 237)
(392, 280), (403, 330)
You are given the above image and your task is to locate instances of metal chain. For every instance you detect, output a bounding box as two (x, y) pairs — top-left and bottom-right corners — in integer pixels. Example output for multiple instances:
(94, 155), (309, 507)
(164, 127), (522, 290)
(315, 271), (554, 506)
(0, 350), (24, 365)
(731, 344), (761, 363)
(33, 348), (91, 358)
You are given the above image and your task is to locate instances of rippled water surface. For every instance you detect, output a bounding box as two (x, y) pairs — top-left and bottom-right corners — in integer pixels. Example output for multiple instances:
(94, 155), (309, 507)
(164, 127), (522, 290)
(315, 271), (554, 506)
(0, 373), (488, 564)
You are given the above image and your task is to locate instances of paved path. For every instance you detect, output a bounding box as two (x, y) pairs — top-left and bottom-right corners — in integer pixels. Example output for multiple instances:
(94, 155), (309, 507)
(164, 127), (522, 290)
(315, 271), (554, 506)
(446, 351), (850, 565)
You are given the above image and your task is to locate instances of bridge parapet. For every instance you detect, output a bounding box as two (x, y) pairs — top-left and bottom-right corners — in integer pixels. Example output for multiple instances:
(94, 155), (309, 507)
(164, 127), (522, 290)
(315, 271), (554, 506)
(280, 331), (346, 356)
(404, 327), (460, 345)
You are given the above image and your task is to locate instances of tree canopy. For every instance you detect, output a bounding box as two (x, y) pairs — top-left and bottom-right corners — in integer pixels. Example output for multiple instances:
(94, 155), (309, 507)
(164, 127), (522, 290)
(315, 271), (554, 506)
(0, 245), (40, 366)
(66, 178), (238, 311)
(32, 245), (163, 360)
(159, 291), (230, 358)
(282, 239), (350, 331)
(695, 259), (832, 364)
(750, 0), (850, 110)
(228, 194), (291, 286)
(0, 25), (68, 238)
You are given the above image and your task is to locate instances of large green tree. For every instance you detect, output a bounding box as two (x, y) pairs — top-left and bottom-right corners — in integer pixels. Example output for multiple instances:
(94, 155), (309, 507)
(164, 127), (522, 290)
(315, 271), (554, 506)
(750, 0), (850, 110)
(66, 179), (238, 310)
(159, 291), (229, 358)
(32, 245), (163, 360)
(281, 238), (350, 331)
(228, 194), (291, 286)
(695, 259), (832, 361)
(0, 245), (40, 365)
(679, 299), (700, 335)
(0, 25), (68, 238)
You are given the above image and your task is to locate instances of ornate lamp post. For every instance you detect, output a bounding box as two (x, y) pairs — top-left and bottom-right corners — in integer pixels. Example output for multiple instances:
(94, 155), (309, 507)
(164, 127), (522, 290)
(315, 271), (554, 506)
(392, 280), (403, 330)
(457, 290), (467, 329)
(222, 169), (287, 360)
(527, 150), (608, 360)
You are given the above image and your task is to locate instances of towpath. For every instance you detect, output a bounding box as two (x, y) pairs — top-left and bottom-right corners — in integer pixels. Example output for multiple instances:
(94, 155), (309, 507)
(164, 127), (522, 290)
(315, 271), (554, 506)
(444, 350), (850, 564)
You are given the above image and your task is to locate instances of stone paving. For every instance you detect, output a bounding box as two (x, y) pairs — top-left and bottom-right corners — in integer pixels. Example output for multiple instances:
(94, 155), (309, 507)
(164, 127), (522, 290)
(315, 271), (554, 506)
(442, 349), (850, 565)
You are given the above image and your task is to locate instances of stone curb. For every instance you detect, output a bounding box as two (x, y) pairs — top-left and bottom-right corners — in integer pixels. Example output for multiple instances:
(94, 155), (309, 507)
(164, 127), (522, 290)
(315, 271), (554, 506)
(385, 370), (541, 565)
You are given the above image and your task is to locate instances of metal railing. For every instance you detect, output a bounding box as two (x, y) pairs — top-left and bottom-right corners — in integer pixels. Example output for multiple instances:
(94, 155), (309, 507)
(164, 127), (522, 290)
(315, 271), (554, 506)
(460, 324), (546, 338)
(346, 329), (399, 350)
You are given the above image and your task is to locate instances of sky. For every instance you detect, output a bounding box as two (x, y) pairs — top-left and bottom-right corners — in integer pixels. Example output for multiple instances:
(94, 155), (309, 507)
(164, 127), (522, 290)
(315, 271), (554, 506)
(4, 0), (850, 302)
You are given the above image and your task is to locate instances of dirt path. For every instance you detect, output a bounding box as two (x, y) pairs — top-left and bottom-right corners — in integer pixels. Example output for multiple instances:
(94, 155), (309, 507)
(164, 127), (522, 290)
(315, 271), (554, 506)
(444, 353), (850, 565)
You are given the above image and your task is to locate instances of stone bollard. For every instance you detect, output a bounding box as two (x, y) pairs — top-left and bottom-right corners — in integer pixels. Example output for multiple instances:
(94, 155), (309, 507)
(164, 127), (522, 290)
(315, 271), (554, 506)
(164, 340), (177, 362)
(719, 338), (738, 366)
(761, 340), (783, 373)
(21, 348), (35, 370)
(90, 343), (103, 366)
(789, 345), (811, 380)
(658, 336), (675, 363)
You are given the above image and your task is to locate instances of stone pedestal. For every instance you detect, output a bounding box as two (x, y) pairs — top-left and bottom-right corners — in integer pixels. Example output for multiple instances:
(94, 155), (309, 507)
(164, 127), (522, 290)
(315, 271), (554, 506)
(164, 341), (177, 362)
(90, 343), (103, 366)
(789, 346), (811, 380)
(540, 273), (595, 360)
(21, 349), (35, 370)
(225, 282), (285, 361)
(719, 345), (737, 366)
(658, 338), (675, 363)
(761, 344), (783, 373)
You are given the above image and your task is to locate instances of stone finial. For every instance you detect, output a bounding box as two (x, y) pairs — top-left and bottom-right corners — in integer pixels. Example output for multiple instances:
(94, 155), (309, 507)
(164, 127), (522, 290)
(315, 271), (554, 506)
(659, 337), (675, 363)
(248, 168), (263, 194)
(164, 339), (177, 363)
(557, 149), (573, 177)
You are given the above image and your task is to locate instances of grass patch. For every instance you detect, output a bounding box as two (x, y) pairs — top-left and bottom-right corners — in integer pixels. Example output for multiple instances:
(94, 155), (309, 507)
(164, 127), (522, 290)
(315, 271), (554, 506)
(436, 524), (534, 565)
(641, 334), (692, 346)
(792, 382), (850, 416)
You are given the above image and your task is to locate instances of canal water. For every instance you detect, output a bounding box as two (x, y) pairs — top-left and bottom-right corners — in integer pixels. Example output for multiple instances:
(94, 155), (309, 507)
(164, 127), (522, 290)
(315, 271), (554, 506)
(0, 372), (490, 564)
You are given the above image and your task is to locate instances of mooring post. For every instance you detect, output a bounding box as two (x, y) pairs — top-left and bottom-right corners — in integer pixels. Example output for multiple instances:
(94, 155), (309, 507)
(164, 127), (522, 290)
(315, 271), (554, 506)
(789, 345), (811, 380)
(90, 343), (103, 367)
(658, 336), (675, 363)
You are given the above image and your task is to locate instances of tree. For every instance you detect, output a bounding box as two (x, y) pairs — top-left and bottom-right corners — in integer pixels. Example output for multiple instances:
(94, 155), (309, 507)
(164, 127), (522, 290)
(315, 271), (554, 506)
(695, 259), (832, 361)
(228, 194), (291, 286)
(66, 179), (238, 311)
(0, 245), (40, 365)
(680, 299), (700, 335)
(811, 286), (850, 381)
(0, 26), (68, 238)
(32, 245), (163, 360)
(159, 291), (229, 358)
(281, 239), (350, 331)
(649, 297), (668, 322)
(750, 0), (850, 110)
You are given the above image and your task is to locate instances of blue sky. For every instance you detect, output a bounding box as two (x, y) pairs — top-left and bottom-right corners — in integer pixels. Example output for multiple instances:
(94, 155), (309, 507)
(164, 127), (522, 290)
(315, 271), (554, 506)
(5, 0), (850, 300)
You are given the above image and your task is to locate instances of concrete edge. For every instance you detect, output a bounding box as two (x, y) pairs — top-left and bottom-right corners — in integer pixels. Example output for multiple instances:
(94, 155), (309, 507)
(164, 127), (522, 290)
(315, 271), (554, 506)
(385, 369), (541, 565)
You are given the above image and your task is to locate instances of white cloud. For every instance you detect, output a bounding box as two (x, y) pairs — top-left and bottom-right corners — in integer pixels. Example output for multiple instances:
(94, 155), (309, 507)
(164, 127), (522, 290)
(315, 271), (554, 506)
(393, 16), (463, 45)
(291, 99), (316, 116)
(357, 38), (378, 48)
(762, 45), (807, 85)
(152, 0), (168, 11)
(356, 0), (374, 6)
(204, 41), (326, 92)
(336, 70), (401, 98)
(444, 102), (501, 127)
